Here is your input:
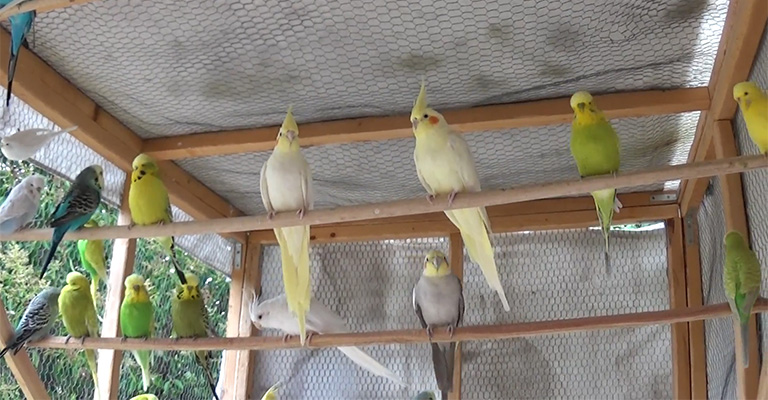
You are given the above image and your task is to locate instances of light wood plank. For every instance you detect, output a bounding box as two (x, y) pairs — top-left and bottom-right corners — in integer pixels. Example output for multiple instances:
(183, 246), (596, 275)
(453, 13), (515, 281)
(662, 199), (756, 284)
(0, 0), (97, 18)
(0, 296), (50, 400)
(682, 210), (708, 399)
(667, 217), (691, 399)
(220, 241), (248, 400)
(234, 242), (262, 400)
(448, 233), (463, 400)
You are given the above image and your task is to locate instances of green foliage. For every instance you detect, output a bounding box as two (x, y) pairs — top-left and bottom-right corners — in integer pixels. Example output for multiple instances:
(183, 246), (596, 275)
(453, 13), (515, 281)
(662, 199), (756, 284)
(0, 160), (230, 400)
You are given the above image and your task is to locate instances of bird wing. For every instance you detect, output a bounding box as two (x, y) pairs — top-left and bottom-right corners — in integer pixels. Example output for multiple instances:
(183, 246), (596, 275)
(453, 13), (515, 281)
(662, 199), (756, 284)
(300, 158), (314, 210)
(413, 147), (435, 195)
(0, 187), (32, 223)
(49, 186), (99, 227)
(259, 160), (274, 213)
(305, 299), (350, 334)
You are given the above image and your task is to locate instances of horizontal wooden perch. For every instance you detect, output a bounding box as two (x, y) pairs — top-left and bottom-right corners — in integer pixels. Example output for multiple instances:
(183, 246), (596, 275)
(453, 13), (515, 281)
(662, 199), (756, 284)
(2, 154), (766, 242)
(30, 301), (767, 351)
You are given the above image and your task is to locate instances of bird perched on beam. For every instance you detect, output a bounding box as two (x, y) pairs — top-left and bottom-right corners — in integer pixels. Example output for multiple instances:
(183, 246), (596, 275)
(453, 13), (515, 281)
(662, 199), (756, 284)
(0, 287), (60, 357)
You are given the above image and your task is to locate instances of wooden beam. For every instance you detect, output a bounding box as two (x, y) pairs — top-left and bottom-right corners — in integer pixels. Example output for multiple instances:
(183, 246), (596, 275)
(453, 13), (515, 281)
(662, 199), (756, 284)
(680, 144), (715, 216)
(143, 87), (710, 160)
(5, 154), (768, 243)
(449, 233), (463, 400)
(220, 241), (248, 400)
(0, 29), (247, 243)
(0, 296), (50, 400)
(667, 217), (691, 399)
(682, 210), (708, 399)
(713, 120), (760, 399)
(234, 242), (261, 400)
(0, 0), (97, 19)
(96, 179), (137, 400)
(29, 301), (768, 351)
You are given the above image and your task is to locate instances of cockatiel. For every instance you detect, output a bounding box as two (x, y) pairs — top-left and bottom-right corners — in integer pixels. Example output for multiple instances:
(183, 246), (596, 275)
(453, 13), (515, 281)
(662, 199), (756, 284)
(0, 174), (44, 235)
(0, 126), (78, 161)
(249, 293), (405, 387)
(413, 391), (437, 400)
(58, 272), (100, 398)
(569, 91), (622, 275)
(128, 153), (187, 285)
(40, 165), (104, 279)
(413, 250), (464, 400)
(0, 287), (60, 357)
(411, 80), (510, 311)
(259, 106), (315, 344)
(0, 0), (34, 109)
(120, 274), (154, 391)
(724, 231), (763, 368)
(78, 218), (108, 312)
(260, 381), (282, 400)
(733, 81), (768, 154)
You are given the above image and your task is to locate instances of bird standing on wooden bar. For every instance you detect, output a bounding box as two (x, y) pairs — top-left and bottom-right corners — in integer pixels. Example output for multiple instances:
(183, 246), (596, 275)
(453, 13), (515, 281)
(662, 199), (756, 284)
(733, 81), (768, 155)
(0, 174), (44, 235)
(0, 287), (59, 357)
(569, 91), (622, 276)
(77, 218), (108, 313)
(120, 274), (154, 391)
(128, 153), (187, 285)
(59, 272), (100, 399)
(259, 106), (315, 345)
(0, 0), (34, 110)
(411, 80), (510, 311)
(723, 230), (762, 368)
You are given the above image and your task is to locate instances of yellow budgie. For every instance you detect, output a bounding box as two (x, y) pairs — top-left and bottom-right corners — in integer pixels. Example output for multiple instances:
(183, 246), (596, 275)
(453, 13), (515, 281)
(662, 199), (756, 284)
(733, 81), (768, 154)
(59, 272), (100, 399)
(411, 81), (510, 311)
(259, 106), (315, 344)
(128, 153), (187, 285)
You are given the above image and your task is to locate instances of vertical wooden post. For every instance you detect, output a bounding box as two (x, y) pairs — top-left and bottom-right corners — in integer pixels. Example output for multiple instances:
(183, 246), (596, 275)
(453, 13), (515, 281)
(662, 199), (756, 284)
(667, 217), (692, 399)
(682, 210), (708, 399)
(713, 120), (760, 399)
(96, 177), (137, 400)
(0, 296), (51, 400)
(220, 240), (248, 400)
(234, 241), (262, 400)
(448, 233), (463, 400)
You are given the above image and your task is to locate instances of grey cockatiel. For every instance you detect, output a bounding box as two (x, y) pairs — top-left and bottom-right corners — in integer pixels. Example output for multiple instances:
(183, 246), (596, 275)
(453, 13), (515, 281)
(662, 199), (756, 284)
(0, 174), (44, 235)
(413, 250), (464, 400)
(0, 287), (61, 357)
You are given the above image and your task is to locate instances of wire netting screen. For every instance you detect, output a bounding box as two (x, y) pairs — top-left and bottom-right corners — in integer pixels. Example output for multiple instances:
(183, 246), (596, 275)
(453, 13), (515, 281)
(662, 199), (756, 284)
(251, 228), (672, 399)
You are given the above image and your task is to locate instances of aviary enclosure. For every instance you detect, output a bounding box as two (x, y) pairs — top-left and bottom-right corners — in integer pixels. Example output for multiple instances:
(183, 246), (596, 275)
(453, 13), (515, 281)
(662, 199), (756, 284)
(0, 0), (765, 399)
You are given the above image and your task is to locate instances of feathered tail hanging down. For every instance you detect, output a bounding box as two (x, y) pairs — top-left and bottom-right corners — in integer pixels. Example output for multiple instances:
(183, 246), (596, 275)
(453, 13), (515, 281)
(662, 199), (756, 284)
(337, 346), (406, 387)
(275, 225), (311, 345)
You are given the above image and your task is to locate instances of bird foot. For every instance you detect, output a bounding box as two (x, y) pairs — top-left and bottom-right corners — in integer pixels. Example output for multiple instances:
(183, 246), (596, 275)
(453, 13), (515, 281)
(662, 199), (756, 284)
(157, 220), (166, 226)
(80, 337), (86, 345)
(447, 191), (458, 206)
(172, 337), (180, 342)
(426, 326), (434, 340)
(447, 325), (456, 339)
(142, 336), (149, 342)
(425, 194), (436, 205)
(296, 208), (306, 219)
(126, 221), (136, 230)
(305, 331), (317, 345)
(120, 336), (127, 343)
(282, 334), (294, 343)
(64, 335), (72, 345)
(267, 211), (276, 220)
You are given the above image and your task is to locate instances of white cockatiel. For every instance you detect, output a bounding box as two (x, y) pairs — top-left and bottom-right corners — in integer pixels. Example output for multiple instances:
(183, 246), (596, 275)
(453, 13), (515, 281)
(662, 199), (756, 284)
(1, 125), (78, 161)
(249, 292), (406, 387)
(259, 106), (314, 345)
(0, 174), (45, 235)
(411, 80), (510, 311)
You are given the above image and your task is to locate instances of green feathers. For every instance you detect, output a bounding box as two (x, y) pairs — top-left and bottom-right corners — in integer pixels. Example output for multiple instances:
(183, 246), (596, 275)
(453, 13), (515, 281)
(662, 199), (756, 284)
(723, 231), (762, 368)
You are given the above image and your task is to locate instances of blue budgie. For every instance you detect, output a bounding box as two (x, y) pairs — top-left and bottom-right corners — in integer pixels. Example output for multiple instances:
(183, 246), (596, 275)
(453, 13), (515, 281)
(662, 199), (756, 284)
(0, 174), (44, 235)
(0, 0), (35, 108)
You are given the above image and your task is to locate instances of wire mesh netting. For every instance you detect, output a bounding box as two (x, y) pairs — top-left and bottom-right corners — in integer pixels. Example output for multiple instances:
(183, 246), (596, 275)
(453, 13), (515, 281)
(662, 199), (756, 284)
(251, 228), (672, 399)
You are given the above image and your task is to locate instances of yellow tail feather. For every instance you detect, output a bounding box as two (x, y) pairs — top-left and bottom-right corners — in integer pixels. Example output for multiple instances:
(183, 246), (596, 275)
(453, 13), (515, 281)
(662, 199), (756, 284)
(85, 349), (100, 400)
(275, 226), (311, 345)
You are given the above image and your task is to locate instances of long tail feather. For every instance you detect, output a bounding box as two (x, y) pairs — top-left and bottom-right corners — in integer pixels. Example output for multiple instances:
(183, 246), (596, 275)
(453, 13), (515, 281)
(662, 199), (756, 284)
(196, 351), (220, 400)
(6, 47), (18, 108)
(133, 350), (152, 391)
(275, 226), (311, 345)
(90, 276), (100, 313)
(85, 349), (100, 399)
(740, 319), (750, 368)
(430, 343), (451, 394)
(166, 238), (187, 285)
(40, 229), (64, 279)
(337, 346), (405, 386)
(592, 189), (618, 276)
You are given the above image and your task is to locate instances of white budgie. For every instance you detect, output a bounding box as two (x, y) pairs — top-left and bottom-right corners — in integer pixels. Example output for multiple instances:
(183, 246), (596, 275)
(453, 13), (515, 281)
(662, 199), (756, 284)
(411, 80), (510, 311)
(1, 126), (78, 161)
(0, 174), (45, 235)
(259, 106), (314, 345)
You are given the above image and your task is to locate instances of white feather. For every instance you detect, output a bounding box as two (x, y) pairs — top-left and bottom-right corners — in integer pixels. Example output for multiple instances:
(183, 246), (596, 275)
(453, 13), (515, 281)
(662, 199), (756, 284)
(1, 126), (78, 161)
(0, 175), (45, 235)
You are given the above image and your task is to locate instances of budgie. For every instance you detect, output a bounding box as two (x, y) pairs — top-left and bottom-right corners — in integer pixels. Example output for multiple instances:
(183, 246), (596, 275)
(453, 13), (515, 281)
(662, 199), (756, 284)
(413, 251), (464, 400)
(0, 126), (78, 161)
(733, 81), (768, 154)
(249, 293), (406, 387)
(170, 273), (220, 400)
(120, 274), (154, 391)
(0, 287), (59, 357)
(411, 81), (510, 311)
(128, 153), (186, 285)
(0, 0), (34, 109)
(260, 382), (281, 400)
(40, 165), (103, 279)
(724, 231), (763, 368)
(59, 272), (100, 398)
(569, 91), (622, 275)
(414, 391), (437, 400)
(128, 395), (158, 400)
(259, 106), (315, 344)
(78, 218), (108, 312)
(0, 174), (44, 235)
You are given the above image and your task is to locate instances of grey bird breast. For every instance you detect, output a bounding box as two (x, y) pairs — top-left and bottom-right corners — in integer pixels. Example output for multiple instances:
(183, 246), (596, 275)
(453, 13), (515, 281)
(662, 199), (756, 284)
(415, 276), (462, 326)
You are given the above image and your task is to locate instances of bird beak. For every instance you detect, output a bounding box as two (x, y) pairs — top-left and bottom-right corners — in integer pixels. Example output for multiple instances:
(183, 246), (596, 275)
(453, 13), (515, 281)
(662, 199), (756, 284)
(285, 130), (296, 142)
(577, 103), (586, 112)
(744, 98), (752, 109)
(132, 285), (140, 292)
(412, 118), (419, 130)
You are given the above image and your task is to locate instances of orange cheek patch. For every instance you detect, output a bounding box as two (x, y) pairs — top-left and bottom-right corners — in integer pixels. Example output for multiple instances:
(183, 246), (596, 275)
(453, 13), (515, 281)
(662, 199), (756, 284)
(428, 116), (440, 125)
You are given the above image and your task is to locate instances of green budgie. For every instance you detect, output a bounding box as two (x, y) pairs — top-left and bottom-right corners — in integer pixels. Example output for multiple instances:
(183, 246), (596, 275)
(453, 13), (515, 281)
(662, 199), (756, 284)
(59, 272), (100, 399)
(171, 273), (220, 400)
(128, 395), (158, 400)
(77, 218), (108, 313)
(724, 231), (763, 368)
(569, 91), (622, 275)
(120, 274), (154, 391)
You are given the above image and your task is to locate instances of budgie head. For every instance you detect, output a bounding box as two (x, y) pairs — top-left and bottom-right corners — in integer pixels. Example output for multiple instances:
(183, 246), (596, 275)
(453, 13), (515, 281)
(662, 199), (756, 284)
(128, 394), (159, 400)
(725, 230), (749, 250)
(175, 273), (201, 301)
(132, 153), (160, 181)
(733, 81), (764, 110)
(124, 274), (150, 302)
(19, 174), (45, 198)
(413, 391), (436, 400)
(410, 79), (448, 137)
(75, 165), (104, 191)
(38, 287), (61, 308)
(570, 91), (604, 122)
(274, 106), (301, 153)
(65, 271), (90, 290)
(422, 250), (451, 277)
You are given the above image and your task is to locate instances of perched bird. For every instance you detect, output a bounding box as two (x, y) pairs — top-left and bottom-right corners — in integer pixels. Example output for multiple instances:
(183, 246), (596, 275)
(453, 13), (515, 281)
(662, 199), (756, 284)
(733, 81), (768, 154)
(128, 395), (158, 400)
(413, 251), (464, 400)
(128, 153), (186, 285)
(413, 391), (437, 400)
(724, 231), (763, 368)
(170, 273), (220, 400)
(40, 165), (104, 279)
(0, 287), (60, 357)
(0, 0), (34, 109)
(411, 81), (510, 311)
(0, 174), (44, 235)
(260, 381), (282, 400)
(249, 293), (405, 387)
(77, 218), (108, 312)
(59, 272), (100, 397)
(120, 274), (154, 391)
(569, 91), (622, 275)
(259, 106), (314, 345)
(0, 126), (78, 161)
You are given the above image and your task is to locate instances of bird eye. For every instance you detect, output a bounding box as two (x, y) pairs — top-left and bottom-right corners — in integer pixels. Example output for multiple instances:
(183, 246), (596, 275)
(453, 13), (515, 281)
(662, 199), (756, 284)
(745, 92), (749, 96)
(423, 114), (428, 119)
(257, 315), (262, 320)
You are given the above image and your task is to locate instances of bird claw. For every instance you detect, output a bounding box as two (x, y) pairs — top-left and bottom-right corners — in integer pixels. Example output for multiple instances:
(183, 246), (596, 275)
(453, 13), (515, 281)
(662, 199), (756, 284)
(120, 336), (127, 343)
(305, 331), (316, 345)
(447, 325), (456, 339)
(425, 194), (436, 205)
(80, 337), (86, 345)
(447, 191), (458, 206)
(64, 335), (72, 345)
(267, 211), (276, 220)
(126, 222), (136, 231)
(282, 334), (293, 343)
(426, 326), (434, 340)
(296, 208), (306, 219)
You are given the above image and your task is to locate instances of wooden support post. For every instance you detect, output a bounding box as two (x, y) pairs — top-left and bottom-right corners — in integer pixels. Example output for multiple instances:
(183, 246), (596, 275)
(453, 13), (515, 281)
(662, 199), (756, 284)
(234, 241), (262, 400)
(0, 296), (50, 400)
(667, 217), (692, 399)
(682, 210), (708, 399)
(220, 240), (248, 400)
(713, 120), (760, 399)
(449, 233), (463, 400)
(96, 178), (137, 400)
